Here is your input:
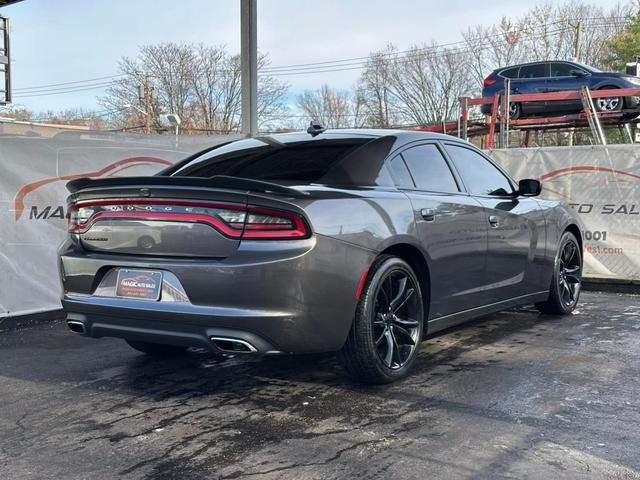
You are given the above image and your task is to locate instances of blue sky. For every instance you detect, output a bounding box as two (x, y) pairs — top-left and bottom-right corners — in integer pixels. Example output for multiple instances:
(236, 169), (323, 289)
(0, 0), (628, 113)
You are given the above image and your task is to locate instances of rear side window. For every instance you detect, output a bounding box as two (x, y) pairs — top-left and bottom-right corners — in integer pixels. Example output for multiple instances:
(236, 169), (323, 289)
(388, 155), (415, 188)
(500, 67), (519, 78)
(444, 144), (513, 196)
(518, 63), (548, 78)
(400, 144), (459, 193)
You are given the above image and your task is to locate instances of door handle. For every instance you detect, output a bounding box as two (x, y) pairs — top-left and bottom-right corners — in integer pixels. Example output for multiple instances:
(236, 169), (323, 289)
(420, 208), (436, 222)
(488, 215), (499, 227)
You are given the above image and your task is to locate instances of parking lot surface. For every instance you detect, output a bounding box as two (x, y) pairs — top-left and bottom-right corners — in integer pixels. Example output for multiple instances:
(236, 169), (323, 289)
(1, 291), (639, 480)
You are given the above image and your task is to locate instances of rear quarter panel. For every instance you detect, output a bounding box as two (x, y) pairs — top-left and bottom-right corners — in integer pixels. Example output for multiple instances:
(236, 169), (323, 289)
(281, 187), (419, 253)
(536, 198), (584, 276)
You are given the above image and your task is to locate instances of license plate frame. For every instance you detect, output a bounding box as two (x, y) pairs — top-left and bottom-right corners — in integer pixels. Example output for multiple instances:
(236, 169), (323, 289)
(115, 269), (163, 301)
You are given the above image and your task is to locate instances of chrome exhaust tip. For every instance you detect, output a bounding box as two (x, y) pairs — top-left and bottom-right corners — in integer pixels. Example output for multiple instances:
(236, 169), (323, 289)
(210, 336), (258, 354)
(67, 320), (86, 334)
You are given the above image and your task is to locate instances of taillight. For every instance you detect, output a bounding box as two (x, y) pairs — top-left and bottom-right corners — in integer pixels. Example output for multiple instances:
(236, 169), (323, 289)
(483, 77), (497, 87)
(242, 207), (308, 239)
(67, 200), (310, 240)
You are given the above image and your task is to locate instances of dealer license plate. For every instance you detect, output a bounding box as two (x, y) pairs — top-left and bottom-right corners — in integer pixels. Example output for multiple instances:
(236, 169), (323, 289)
(116, 269), (163, 301)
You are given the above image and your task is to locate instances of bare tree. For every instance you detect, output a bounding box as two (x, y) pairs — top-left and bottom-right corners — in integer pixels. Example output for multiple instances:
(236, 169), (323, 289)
(1, 106), (107, 129)
(100, 43), (288, 134)
(297, 84), (354, 128)
(0, 106), (33, 121)
(462, 1), (635, 86)
(357, 44), (401, 127)
(384, 43), (475, 125)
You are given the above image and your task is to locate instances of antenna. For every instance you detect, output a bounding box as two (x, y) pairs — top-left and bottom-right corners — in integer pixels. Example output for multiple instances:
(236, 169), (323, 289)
(307, 121), (326, 137)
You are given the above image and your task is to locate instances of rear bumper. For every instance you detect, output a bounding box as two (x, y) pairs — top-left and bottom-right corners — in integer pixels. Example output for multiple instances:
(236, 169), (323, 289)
(64, 301), (283, 354)
(59, 235), (376, 354)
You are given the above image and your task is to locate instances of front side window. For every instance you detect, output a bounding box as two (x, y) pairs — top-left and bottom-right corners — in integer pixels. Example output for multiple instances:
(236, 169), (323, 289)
(444, 144), (513, 196)
(550, 62), (579, 77)
(518, 63), (548, 78)
(400, 144), (459, 193)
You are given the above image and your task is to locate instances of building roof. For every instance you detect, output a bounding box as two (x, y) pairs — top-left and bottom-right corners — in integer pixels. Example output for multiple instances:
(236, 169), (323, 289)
(0, 0), (24, 7)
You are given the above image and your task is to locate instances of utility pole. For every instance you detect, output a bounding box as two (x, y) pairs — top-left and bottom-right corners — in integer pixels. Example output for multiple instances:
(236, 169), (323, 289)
(572, 21), (582, 63)
(241, 0), (258, 137)
(143, 74), (152, 134)
(0, 15), (10, 105)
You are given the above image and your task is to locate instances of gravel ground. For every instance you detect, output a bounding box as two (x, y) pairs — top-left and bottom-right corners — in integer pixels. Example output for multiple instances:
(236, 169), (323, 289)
(1, 291), (639, 480)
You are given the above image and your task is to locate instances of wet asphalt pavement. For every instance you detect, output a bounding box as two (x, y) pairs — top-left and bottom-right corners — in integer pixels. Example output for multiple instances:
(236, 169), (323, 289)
(1, 291), (640, 480)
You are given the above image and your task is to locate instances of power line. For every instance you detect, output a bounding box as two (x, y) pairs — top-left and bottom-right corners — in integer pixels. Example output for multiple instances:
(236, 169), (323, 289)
(263, 20), (629, 76)
(261, 17), (630, 73)
(13, 74), (125, 92)
(10, 17), (631, 97)
(13, 82), (115, 98)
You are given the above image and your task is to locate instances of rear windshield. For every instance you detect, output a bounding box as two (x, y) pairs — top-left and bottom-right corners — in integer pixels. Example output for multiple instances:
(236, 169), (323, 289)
(169, 136), (393, 186)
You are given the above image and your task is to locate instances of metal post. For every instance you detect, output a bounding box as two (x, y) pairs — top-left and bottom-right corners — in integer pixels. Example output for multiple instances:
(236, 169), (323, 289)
(503, 78), (511, 148)
(487, 93), (500, 149)
(459, 97), (469, 140)
(0, 15), (10, 104)
(580, 86), (606, 145)
(621, 123), (633, 144)
(499, 93), (506, 148)
(241, 0), (258, 137)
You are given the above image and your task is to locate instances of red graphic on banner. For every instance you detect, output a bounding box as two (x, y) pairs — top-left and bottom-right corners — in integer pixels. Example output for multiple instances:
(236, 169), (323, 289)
(13, 156), (172, 220)
(541, 165), (640, 182)
(539, 165), (640, 201)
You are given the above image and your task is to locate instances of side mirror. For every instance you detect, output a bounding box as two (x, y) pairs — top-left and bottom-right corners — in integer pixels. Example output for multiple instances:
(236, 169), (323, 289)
(517, 179), (542, 196)
(570, 69), (588, 77)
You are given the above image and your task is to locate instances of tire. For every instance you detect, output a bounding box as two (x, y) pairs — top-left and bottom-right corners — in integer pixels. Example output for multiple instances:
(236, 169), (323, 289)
(508, 102), (521, 120)
(125, 340), (188, 357)
(137, 236), (156, 249)
(535, 231), (582, 315)
(338, 255), (424, 384)
(498, 102), (521, 120)
(594, 87), (623, 112)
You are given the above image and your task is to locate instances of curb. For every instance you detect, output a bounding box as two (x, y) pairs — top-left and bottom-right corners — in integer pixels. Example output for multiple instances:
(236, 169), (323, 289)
(583, 278), (640, 295)
(0, 309), (65, 331)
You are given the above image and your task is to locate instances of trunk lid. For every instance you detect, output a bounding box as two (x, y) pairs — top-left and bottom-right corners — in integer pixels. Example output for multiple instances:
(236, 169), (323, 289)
(66, 176), (309, 258)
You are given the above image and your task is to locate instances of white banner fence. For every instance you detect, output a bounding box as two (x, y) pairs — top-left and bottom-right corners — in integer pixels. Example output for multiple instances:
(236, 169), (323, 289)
(490, 145), (640, 282)
(0, 131), (239, 317)
(0, 133), (638, 317)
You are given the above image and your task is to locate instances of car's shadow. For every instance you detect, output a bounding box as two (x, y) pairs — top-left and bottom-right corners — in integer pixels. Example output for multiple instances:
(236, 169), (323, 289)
(0, 305), (565, 399)
(107, 305), (562, 397)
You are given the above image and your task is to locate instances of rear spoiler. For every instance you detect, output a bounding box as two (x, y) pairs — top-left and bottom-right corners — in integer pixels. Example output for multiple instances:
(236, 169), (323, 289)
(66, 175), (309, 197)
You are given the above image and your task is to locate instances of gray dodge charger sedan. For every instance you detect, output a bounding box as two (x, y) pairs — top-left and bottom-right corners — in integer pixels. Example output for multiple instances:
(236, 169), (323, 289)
(59, 129), (583, 383)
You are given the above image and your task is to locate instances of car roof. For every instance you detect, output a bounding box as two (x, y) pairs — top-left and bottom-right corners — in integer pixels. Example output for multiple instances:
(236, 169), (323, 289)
(494, 59), (581, 73)
(263, 128), (465, 145)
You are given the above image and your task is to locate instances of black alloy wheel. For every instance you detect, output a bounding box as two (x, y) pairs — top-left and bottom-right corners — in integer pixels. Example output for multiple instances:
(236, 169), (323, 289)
(536, 231), (582, 315)
(557, 239), (582, 308)
(373, 270), (421, 370)
(338, 255), (424, 384)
